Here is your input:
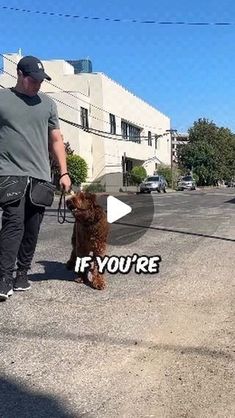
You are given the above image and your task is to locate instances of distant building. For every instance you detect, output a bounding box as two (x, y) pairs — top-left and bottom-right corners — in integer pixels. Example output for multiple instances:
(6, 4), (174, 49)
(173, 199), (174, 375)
(172, 133), (189, 163)
(1, 53), (171, 192)
(67, 59), (92, 74)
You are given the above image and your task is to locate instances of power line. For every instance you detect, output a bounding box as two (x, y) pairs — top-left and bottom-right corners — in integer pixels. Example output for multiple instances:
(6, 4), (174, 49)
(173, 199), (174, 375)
(0, 81), (168, 177)
(1, 67), (85, 113)
(59, 116), (169, 142)
(0, 84), (149, 142)
(1, 53), (162, 132)
(1, 67), (116, 131)
(0, 84), (136, 178)
(0, 65), (166, 141)
(0, 72), (156, 141)
(0, 4), (233, 26)
(0, 78), (167, 142)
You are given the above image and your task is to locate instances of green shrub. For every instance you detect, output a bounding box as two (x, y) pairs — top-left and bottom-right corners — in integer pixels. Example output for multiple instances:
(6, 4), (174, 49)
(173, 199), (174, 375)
(192, 173), (199, 184)
(130, 166), (147, 185)
(67, 154), (88, 186)
(156, 165), (171, 185)
(157, 164), (183, 189)
(83, 182), (105, 193)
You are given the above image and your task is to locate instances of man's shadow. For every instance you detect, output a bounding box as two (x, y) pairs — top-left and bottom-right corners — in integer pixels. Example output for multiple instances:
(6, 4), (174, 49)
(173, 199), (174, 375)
(29, 261), (94, 289)
(0, 375), (80, 418)
(29, 260), (75, 282)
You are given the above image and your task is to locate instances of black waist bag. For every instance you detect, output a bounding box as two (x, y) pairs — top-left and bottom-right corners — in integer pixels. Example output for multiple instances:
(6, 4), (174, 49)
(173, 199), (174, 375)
(29, 178), (56, 207)
(0, 176), (29, 207)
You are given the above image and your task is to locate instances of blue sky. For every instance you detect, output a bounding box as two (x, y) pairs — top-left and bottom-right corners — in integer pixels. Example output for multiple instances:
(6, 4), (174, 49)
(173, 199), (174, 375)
(1, 0), (235, 132)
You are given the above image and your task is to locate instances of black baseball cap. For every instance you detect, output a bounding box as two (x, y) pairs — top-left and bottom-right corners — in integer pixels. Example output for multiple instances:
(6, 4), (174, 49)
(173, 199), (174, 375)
(17, 56), (51, 82)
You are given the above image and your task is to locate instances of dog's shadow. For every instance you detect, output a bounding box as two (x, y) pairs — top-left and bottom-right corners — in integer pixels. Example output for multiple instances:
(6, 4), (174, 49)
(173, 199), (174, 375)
(29, 260), (75, 282)
(29, 260), (95, 289)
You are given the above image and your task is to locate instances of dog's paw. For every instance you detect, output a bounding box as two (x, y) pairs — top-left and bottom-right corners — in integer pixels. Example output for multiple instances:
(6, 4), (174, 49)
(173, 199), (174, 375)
(92, 277), (106, 290)
(74, 277), (84, 284)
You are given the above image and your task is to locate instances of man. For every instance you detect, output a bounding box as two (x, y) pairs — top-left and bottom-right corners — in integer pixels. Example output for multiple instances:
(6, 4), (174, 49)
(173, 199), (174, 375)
(0, 55), (71, 301)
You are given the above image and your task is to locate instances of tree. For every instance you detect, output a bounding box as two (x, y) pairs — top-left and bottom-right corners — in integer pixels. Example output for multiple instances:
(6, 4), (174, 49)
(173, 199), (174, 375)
(64, 141), (74, 156)
(188, 118), (219, 145)
(50, 140), (74, 179)
(178, 118), (235, 186)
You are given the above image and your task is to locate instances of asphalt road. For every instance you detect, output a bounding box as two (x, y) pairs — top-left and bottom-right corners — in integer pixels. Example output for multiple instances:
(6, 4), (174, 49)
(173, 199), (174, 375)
(0, 189), (234, 418)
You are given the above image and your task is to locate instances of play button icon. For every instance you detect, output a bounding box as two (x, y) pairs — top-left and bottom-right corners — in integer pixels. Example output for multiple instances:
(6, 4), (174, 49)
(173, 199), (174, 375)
(97, 192), (154, 246)
(97, 192), (154, 247)
(107, 196), (132, 223)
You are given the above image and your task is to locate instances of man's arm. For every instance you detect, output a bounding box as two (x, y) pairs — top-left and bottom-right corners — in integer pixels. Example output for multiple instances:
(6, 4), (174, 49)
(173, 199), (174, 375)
(49, 129), (71, 192)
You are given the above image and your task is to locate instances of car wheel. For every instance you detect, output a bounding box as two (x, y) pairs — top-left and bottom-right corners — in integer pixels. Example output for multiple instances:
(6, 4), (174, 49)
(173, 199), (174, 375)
(163, 187), (166, 193)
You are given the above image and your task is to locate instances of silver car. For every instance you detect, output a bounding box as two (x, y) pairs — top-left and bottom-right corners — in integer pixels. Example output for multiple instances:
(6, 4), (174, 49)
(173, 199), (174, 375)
(177, 175), (196, 191)
(140, 175), (167, 193)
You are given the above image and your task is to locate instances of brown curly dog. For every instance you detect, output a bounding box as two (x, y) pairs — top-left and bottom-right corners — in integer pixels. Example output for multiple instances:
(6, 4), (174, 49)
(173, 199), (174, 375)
(66, 191), (109, 290)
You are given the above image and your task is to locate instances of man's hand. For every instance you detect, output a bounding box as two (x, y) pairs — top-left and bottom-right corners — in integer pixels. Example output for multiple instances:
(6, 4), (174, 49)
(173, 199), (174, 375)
(59, 173), (71, 193)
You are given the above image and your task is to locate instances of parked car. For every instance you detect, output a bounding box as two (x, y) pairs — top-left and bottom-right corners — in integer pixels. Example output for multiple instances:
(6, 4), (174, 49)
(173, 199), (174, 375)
(139, 175), (167, 193)
(227, 179), (235, 187)
(177, 175), (196, 191)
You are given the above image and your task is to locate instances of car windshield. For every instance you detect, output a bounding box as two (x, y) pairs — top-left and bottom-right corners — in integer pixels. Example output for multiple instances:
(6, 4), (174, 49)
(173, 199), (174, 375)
(182, 176), (193, 181)
(146, 176), (159, 182)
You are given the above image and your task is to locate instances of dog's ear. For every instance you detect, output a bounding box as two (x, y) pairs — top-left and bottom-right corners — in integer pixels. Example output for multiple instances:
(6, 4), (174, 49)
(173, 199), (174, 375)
(78, 191), (85, 199)
(75, 191), (88, 202)
(84, 192), (97, 203)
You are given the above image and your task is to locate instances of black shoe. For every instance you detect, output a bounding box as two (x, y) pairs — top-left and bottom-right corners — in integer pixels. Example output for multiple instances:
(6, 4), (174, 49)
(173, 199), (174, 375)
(13, 270), (31, 291)
(0, 277), (13, 301)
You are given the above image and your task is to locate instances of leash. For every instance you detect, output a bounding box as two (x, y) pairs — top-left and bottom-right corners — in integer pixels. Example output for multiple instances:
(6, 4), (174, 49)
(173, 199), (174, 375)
(57, 191), (75, 224)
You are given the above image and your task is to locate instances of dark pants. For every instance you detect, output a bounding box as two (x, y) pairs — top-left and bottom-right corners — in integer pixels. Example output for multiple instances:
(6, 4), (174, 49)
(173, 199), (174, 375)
(0, 187), (45, 278)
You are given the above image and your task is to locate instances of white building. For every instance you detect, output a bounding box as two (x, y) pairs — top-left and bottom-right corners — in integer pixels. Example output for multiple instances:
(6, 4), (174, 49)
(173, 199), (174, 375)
(172, 133), (189, 164)
(1, 53), (171, 192)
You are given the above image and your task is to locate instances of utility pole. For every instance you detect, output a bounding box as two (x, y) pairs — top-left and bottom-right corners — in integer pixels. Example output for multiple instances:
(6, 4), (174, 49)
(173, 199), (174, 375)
(166, 129), (177, 189)
(123, 152), (127, 192)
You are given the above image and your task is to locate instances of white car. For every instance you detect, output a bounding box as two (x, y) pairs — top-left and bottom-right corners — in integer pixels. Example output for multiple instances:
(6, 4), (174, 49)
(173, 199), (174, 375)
(140, 175), (167, 193)
(177, 175), (196, 191)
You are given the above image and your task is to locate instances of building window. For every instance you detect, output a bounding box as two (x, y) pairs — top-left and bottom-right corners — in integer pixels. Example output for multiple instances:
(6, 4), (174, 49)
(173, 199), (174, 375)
(148, 131), (152, 146)
(155, 135), (158, 149)
(121, 120), (141, 143)
(129, 125), (141, 142)
(109, 113), (116, 134)
(121, 121), (128, 139)
(81, 107), (89, 129)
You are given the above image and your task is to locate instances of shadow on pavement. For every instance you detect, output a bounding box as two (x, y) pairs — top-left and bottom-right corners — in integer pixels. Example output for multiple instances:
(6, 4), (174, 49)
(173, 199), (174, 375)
(224, 197), (235, 204)
(114, 221), (235, 242)
(0, 329), (232, 360)
(29, 261), (75, 282)
(0, 376), (80, 418)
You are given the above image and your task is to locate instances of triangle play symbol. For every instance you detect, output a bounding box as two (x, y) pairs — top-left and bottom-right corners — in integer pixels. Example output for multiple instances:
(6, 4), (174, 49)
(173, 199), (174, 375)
(107, 196), (132, 224)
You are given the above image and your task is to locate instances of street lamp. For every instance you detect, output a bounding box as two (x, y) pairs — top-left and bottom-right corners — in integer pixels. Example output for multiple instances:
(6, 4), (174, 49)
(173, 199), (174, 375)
(166, 129), (177, 189)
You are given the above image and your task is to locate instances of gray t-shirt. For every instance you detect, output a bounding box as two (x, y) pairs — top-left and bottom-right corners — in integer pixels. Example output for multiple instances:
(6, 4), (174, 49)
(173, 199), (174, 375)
(0, 88), (60, 181)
